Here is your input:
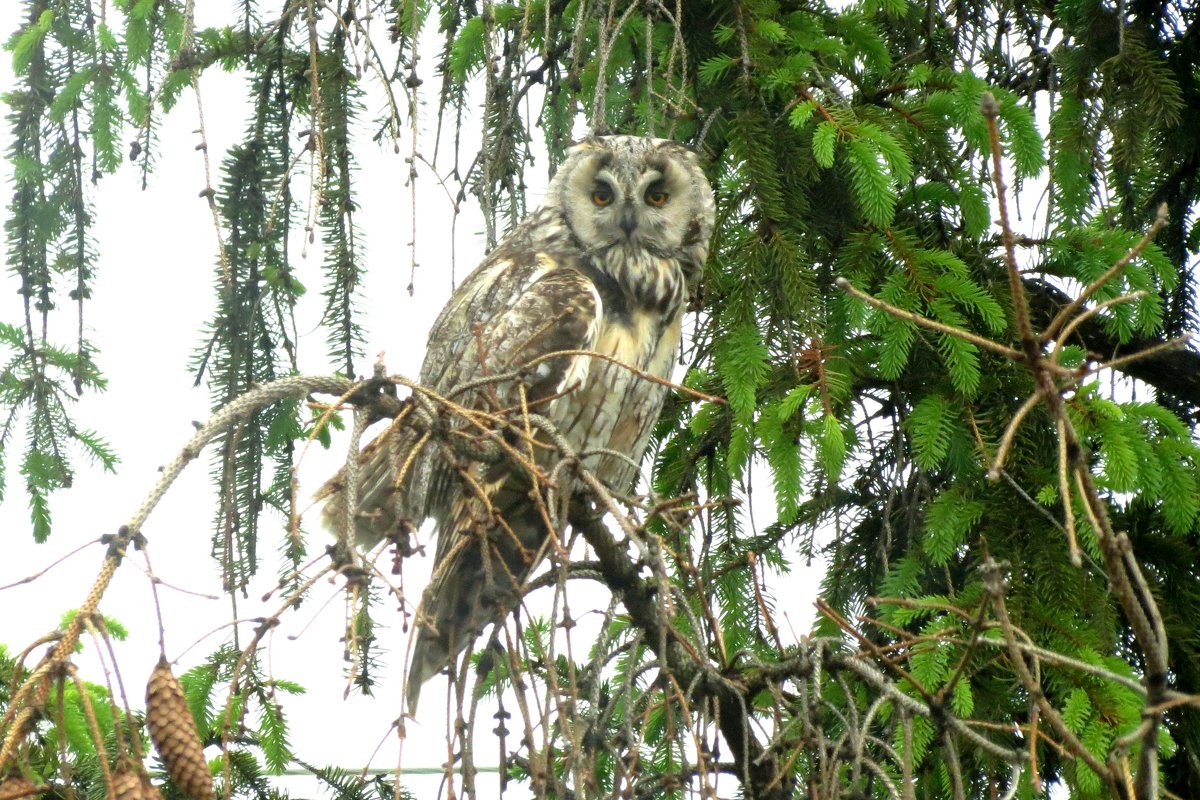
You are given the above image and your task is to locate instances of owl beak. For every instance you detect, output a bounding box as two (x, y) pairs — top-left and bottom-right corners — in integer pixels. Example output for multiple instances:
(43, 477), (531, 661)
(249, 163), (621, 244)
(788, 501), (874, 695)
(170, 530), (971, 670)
(620, 209), (637, 237)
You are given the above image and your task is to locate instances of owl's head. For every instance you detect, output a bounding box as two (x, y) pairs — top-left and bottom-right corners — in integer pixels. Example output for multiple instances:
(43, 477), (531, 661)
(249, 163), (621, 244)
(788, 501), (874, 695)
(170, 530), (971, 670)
(547, 136), (715, 278)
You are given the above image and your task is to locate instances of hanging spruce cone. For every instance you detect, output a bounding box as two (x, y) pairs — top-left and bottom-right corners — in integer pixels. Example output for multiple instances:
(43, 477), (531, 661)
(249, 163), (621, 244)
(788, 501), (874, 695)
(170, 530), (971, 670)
(0, 776), (44, 800)
(145, 658), (214, 800)
(112, 764), (161, 800)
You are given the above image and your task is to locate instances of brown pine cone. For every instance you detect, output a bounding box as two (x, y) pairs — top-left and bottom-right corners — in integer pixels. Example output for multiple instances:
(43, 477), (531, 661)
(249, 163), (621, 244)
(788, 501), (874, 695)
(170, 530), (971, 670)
(112, 764), (161, 800)
(145, 658), (214, 800)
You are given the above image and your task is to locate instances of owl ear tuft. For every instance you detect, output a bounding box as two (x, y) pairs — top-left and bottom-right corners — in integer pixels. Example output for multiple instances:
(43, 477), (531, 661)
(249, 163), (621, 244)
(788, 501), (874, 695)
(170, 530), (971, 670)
(566, 135), (605, 152)
(654, 139), (700, 161)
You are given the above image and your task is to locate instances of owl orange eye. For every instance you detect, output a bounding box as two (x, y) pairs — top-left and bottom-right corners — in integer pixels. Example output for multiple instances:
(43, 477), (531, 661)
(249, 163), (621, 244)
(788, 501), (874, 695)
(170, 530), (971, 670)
(592, 186), (614, 207)
(645, 188), (669, 207)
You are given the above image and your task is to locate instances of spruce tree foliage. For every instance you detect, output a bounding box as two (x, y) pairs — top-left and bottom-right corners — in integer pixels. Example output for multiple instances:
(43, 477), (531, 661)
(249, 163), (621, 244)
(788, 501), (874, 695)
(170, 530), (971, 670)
(3, 1), (1200, 799)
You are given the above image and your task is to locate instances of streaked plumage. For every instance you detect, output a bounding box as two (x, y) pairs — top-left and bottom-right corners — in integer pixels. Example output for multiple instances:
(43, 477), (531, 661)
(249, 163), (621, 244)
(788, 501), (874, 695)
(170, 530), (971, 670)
(318, 136), (715, 711)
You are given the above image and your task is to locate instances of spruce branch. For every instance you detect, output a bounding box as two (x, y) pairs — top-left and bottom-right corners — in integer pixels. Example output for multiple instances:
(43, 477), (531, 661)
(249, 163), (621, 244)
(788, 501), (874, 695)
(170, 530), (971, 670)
(1042, 204), (1170, 344)
(834, 277), (1030, 364)
(1050, 290), (1150, 360)
(981, 92), (1037, 355)
(981, 557), (1112, 784)
(1096, 333), (1195, 374)
(823, 92), (1185, 799)
(981, 93), (1171, 800)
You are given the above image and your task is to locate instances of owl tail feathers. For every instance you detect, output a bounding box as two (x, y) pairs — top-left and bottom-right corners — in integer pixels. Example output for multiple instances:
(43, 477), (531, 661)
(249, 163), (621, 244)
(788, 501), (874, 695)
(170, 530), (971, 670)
(404, 607), (480, 714)
(404, 629), (447, 714)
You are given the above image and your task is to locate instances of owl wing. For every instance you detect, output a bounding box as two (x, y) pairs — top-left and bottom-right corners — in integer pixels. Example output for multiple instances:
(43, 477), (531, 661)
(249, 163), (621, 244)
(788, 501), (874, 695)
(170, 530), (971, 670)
(402, 253), (609, 710)
(412, 251), (600, 526)
(319, 247), (600, 548)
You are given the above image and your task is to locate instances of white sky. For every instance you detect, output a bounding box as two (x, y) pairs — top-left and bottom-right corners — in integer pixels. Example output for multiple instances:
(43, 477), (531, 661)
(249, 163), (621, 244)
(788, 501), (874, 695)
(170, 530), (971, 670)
(0, 4), (824, 798)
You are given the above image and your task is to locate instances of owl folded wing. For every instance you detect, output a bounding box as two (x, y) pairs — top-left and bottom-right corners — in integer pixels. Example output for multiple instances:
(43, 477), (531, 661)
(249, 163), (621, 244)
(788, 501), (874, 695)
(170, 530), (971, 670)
(319, 252), (602, 549)
(411, 255), (602, 528)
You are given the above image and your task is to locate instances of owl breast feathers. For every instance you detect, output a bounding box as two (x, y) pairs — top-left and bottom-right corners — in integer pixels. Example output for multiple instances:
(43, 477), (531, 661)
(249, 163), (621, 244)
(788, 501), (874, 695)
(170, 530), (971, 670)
(317, 135), (716, 711)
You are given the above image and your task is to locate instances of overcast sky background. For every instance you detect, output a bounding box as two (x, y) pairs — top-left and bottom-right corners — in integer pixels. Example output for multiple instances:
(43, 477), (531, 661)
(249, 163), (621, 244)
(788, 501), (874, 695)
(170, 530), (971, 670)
(0, 4), (825, 797)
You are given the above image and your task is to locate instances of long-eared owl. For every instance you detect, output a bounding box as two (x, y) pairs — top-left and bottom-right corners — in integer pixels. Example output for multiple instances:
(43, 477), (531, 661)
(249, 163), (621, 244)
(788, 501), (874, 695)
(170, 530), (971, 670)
(319, 136), (716, 711)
